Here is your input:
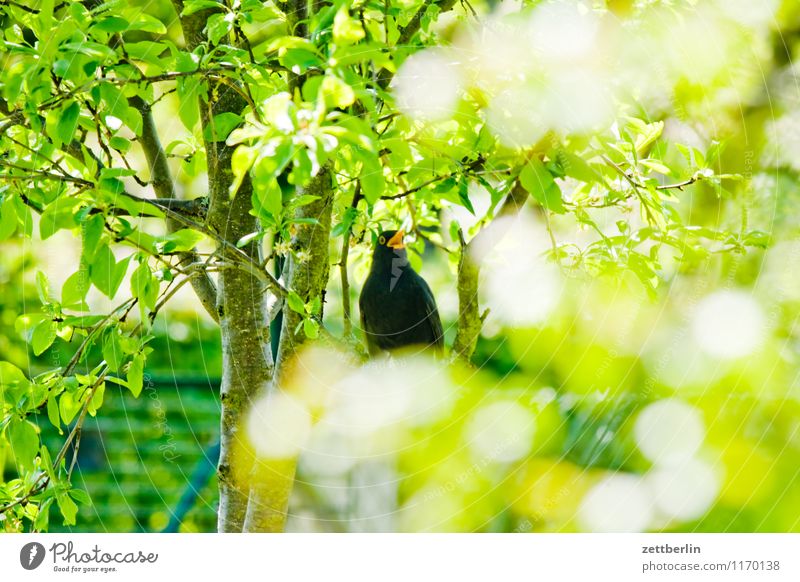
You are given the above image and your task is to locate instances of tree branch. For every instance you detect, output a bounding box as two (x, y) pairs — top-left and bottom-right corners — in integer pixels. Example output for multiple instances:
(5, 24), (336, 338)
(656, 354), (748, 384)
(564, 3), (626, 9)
(452, 181), (529, 362)
(129, 95), (220, 325)
(340, 183), (361, 337)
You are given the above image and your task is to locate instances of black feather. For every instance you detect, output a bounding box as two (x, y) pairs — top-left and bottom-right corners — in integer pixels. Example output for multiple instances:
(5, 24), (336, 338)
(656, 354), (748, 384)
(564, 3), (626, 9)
(359, 230), (444, 355)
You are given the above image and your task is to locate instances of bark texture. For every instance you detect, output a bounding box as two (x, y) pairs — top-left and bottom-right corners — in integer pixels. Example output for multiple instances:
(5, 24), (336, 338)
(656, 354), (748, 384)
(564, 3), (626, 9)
(172, 0), (274, 532)
(241, 166), (335, 532)
(206, 96), (272, 533)
(453, 182), (530, 362)
(274, 166), (335, 380)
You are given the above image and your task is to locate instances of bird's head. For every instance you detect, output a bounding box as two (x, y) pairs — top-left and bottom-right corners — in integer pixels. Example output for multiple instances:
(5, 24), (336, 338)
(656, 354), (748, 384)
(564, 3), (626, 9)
(371, 229), (407, 264)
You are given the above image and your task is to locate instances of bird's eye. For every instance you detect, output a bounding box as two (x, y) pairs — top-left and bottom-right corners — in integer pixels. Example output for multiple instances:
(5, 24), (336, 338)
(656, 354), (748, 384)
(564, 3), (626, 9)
(379, 236), (386, 245)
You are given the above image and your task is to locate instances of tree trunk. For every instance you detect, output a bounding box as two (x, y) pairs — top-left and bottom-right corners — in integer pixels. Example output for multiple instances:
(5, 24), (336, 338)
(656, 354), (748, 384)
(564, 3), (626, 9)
(453, 182), (530, 362)
(171, 0), (278, 532)
(206, 110), (272, 532)
(242, 166), (335, 532)
(274, 166), (334, 379)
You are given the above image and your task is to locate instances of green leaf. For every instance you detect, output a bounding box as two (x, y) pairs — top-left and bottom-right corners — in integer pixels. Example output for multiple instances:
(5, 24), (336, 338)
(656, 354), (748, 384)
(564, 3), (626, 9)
(303, 318), (319, 339)
(280, 48), (323, 72)
(62, 267), (91, 307)
(290, 195), (320, 209)
(177, 76), (201, 131)
(56, 101), (80, 145)
(34, 497), (52, 531)
(236, 231), (265, 248)
(99, 82), (128, 119)
(359, 154), (385, 204)
(32, 319), (57, 356)
(321, 75), (356, 108)
(287, 291), (306, 314)
(0, 361), (29, 387)
(206, 12), (234, 45)
(158, 229), (205, 253)
(47, 395), (62, 433)
(333, 6), (365, 45)
(35, 270), (51, 304)
(113, 195), (164, 218)
(557, 150), (598, 183)
(88, 382), (105, 416)
(90, 245), (130, 298)
(70, 488), (91, 505)
(38, 0), (53, 33)
(40, 445), (56, 481)
(56, 491), (78, 526)
(204, 112), (243, 142)
(520, 158), (565, 214)
(127, 353), (144, 398)
(0, 194), (18, 240)
(123, 42), (165, 64)
(40, 197), (82, 239)
(130, 14), (167, 34)
(457, 176), (475, 214)
(93, 16), (129, 33)
(182, 0), (224, 16)
(81, 213), (105, 263)
(230, 145), (257, 197)
(59, 389), (81, 424)
(131, 263), (158, 311)
(254, 179), (283, 221)
(8, 419), (38, 471)
(102, 330), (124, 373)
(0, 361), (30, 405)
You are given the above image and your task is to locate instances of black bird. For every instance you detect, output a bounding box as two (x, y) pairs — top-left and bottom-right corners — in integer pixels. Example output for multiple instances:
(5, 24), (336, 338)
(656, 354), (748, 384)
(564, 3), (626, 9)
(359, 229), (444, 356)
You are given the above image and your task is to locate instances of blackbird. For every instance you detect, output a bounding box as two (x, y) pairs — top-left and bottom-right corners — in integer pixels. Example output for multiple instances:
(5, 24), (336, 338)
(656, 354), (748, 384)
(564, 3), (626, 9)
(359, 229), (444, 356)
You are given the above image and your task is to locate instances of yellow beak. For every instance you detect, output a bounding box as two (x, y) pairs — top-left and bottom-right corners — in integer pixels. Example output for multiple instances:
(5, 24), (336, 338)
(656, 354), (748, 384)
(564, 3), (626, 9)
(387, 230), (405, 249)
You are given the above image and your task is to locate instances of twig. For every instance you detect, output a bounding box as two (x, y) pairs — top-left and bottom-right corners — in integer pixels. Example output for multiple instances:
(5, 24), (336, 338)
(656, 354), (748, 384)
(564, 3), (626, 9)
(340, 184), (361, 336)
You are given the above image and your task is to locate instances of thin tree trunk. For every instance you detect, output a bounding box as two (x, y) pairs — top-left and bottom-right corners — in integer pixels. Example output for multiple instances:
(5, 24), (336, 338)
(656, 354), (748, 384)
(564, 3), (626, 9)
(453, 182), (530, 362)
(242, 166), (334, 532)
(206, 107), (271, 533)
(274, 166), (335, 379)
(172, 0), (274, 532)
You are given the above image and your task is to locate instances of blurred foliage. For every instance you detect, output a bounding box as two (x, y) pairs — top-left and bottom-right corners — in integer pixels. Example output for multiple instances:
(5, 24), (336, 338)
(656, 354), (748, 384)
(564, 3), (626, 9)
(1, 0), (800, 532)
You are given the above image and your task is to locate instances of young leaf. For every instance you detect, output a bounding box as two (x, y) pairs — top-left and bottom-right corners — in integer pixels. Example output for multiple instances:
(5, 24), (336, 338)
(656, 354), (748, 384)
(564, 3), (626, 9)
(62, 267), (91, 307)
(102, 329), (124, 373)
(321, 75), (356, 109)
(47, 395), (62, 433)
(31, 319), (57, 356)
(177, 76), (201, 132)
(203, 112), (243, 143)
(457, 176), (475, 215)
(56, 101), (80, 145)
(0, 194), (18, 240)
(81, 213), (105, 263)
(359, 154), (385, 204)
(56, 491), (78, 526)
(303, 318), (319, 339)
(59, 390), (81, 424)
(520, 158), (565, 214)
(127, 353), (144, 398)
(206, 12), (235, 45)
(8, 419), (39, 472)
(287, 291), (306, 314)
(90, 245), (127, 298)
(158, 229), (205, 253)
(333, 7), (365, 45)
